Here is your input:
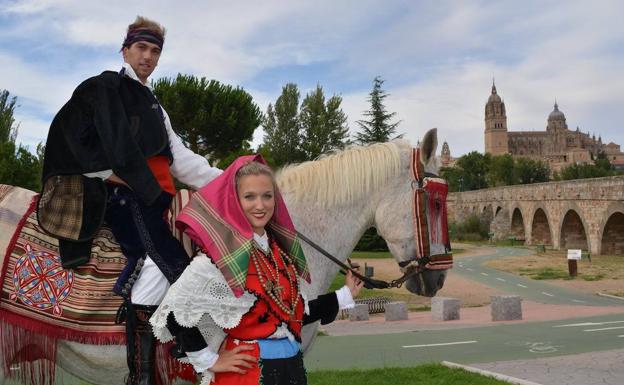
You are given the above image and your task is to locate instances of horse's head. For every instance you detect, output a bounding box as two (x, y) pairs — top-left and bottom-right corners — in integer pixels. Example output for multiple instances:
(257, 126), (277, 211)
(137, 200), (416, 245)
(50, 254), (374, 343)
(373, 128), (451, 297)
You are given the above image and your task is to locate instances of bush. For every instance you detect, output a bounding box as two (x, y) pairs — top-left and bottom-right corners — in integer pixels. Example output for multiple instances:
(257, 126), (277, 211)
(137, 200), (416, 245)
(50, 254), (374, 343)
(354, 227), (389, 251)
(449, 214), (490, 241)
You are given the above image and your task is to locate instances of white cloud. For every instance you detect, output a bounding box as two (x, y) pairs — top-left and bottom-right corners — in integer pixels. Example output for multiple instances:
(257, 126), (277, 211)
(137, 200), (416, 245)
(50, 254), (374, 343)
(0, 0), (622, 159)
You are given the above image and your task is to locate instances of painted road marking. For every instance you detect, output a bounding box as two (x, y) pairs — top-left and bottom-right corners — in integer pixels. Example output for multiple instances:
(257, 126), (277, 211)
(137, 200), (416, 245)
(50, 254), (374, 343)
(572, 299), (585, 303)
(481, 272), (489, 276)
(541, 292), (554, 297)
(402, 340), (478, 349)
(584, 326), (624, 332)
(466, 268), (474, 271)
(517, 284), (528, 288)
(555, 320), (624, 328)
(496, 278), (506, 282)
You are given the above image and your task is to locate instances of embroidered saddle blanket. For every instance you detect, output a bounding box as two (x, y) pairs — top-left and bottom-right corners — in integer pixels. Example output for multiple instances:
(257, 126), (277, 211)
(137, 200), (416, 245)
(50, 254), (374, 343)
(0, 185), (196, 384)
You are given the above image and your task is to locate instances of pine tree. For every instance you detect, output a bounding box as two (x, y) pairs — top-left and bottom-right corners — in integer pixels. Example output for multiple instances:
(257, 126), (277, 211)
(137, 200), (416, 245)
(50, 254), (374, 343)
(300, 84), (349, 160)
(262, 83), (305, 167)
(0, 90), (18, 144)
(154, 74), (261, 160)
(354, 76), (400, 144)
(0, 89), (43, 191)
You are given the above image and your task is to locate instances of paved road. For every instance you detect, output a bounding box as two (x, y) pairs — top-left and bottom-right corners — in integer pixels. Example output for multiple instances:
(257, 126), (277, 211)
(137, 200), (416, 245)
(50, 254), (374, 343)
(306, 245), (624, 384)
(305, 313), (624, 371)
(454, 246), (622, 306)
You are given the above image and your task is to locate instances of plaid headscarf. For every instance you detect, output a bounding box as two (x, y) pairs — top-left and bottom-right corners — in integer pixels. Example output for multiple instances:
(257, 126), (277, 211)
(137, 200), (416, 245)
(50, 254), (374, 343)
(176, 155), (310, 297)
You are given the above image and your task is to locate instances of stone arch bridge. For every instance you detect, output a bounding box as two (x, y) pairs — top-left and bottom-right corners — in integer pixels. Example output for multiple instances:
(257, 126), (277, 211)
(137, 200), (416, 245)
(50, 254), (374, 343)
(447, 176), (624, 256)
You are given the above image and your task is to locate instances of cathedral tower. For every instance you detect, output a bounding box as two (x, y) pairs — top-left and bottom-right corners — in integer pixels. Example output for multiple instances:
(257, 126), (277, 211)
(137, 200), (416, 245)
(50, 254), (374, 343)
(441, 140), (452, 167)
(484, 82), (509, 155)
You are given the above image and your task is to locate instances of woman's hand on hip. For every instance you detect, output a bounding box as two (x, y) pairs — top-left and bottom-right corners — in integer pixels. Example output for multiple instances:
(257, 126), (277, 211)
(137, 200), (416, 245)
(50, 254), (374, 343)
(210, 344), (257, 374)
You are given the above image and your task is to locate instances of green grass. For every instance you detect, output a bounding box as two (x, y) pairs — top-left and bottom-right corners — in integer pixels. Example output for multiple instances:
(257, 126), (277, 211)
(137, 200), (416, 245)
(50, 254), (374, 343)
(63, 364), (511, 385)
(350, 250), (393, 259)
(308, 364), (512, 385)
(519, 267), (571, 280)
(582, 274), (605, 281)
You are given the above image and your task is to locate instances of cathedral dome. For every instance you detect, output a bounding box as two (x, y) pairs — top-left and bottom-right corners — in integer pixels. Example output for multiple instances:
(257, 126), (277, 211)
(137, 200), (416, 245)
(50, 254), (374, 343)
(488, 84), (502, 103)
(548, 102), (565, 121)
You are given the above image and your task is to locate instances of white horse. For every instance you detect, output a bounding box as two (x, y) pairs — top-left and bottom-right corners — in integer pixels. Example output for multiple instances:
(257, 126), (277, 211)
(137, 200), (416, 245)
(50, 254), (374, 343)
(0, 129), (449, 385)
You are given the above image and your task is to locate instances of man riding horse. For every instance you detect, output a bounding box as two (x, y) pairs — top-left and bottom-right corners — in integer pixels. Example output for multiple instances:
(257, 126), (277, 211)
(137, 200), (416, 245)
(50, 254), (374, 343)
(38, 16), (221, 385)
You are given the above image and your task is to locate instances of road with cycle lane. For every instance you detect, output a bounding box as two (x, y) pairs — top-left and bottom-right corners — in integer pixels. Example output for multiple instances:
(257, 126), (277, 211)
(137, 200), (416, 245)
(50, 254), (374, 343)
(305, 246), (624, 373)
(305, 313), (624, 370)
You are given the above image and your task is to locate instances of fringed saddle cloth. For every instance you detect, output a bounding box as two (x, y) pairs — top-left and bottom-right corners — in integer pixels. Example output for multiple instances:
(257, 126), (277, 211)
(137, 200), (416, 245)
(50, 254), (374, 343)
(0, 185), (196, 385)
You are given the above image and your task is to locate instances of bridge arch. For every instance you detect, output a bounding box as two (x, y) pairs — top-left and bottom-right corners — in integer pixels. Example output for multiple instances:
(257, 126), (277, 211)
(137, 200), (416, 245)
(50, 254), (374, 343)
(530, 207), (552, 246)
(599, 202), (624, 255)
(510, 207), (525, 240)
(481, 204), (493, 226)
(560, 209), (589, 251)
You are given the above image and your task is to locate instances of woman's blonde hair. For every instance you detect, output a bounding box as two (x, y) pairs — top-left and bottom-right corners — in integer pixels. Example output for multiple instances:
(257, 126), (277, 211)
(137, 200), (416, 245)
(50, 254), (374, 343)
(235, 161), (277, 191)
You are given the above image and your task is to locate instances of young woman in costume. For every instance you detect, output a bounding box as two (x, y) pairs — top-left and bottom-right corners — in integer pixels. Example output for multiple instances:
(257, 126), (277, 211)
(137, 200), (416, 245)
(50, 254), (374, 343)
(151, 155), (363, 384)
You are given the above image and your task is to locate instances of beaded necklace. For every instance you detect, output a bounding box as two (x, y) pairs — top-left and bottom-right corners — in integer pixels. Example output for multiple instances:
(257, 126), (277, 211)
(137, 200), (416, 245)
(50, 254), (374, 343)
(251, 239), (300, 317)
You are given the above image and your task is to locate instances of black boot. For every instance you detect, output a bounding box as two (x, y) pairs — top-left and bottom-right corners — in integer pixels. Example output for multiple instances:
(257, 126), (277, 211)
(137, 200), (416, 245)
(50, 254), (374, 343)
(125, 303), (159, 385)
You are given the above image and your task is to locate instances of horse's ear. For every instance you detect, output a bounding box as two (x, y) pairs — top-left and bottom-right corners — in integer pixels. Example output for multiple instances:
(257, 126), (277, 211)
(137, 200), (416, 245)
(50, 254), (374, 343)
(420, 128), (438, 167)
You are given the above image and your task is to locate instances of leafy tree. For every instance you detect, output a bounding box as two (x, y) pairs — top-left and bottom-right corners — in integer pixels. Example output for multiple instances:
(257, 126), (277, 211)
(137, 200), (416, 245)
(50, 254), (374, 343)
(487, 154), (515, 187)
(299, 84), (350, 160)
(0, 90), (18, 144)
(595, 151), (615, 173)
(215, 141), (254, 170)
(262, 83), (305, 167)
(0, 90), (43, 191)
(453, 151), (490, 191)
(513, 157), (549, 184)
(154, 74), (262, 160)
(354, 76), (400, 144)
(440, 166), (463, 192)
(557, 162), (613, 180)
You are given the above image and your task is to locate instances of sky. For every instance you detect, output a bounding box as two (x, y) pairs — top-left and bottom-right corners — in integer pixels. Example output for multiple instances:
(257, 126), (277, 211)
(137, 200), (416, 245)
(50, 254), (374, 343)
(1, 0), (623, 157)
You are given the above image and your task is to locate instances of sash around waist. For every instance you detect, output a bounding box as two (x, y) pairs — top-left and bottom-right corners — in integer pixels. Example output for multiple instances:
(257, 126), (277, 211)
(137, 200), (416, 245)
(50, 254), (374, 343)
(257, 338), (300, 359)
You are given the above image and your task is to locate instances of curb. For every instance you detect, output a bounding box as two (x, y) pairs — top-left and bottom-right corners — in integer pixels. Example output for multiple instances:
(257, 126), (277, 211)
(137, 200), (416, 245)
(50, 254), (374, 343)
(441, 361), (543, 385)
(597, 292), (624, 301)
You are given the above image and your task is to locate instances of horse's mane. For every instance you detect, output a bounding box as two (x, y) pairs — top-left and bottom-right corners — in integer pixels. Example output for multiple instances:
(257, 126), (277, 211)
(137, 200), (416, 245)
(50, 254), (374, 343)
(276, 140), (411, 206)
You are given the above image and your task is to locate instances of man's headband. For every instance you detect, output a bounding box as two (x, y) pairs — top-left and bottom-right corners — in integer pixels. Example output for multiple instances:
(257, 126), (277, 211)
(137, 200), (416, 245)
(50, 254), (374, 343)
(122, 28), (164, 50)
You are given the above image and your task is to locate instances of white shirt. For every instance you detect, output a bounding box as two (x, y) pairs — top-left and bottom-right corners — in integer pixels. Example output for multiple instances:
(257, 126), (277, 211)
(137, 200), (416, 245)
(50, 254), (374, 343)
(91, 63), (222, 305)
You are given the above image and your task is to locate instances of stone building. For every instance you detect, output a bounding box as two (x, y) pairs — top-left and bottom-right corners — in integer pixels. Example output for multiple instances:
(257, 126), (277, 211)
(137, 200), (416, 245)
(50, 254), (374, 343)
(440, 140), (455, 167)
(483, 82), (624, 172)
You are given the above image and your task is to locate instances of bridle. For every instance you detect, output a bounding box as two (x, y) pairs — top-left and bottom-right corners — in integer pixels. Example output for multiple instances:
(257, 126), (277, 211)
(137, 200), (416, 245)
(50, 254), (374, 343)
(296, 147), (452, 290)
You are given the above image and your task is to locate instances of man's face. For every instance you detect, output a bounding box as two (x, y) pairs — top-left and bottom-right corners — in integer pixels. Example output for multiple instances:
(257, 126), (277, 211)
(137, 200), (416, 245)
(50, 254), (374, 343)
(122, 40), (161, 83)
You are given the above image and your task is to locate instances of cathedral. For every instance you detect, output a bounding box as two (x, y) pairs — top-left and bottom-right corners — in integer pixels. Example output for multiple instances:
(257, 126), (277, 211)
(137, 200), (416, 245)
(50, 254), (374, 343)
(483, 82), (624, 172)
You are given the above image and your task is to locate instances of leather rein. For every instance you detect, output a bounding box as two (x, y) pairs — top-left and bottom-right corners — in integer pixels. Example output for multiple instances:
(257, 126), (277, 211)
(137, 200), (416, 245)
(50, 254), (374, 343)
(295, 230), (431, 290)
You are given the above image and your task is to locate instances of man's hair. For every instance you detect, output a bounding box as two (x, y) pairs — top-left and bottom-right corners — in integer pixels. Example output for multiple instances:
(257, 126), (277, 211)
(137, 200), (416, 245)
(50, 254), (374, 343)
(235, 161), (277, 191)
(121, 16), (166, 50)
(127, 15), (166, 38)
